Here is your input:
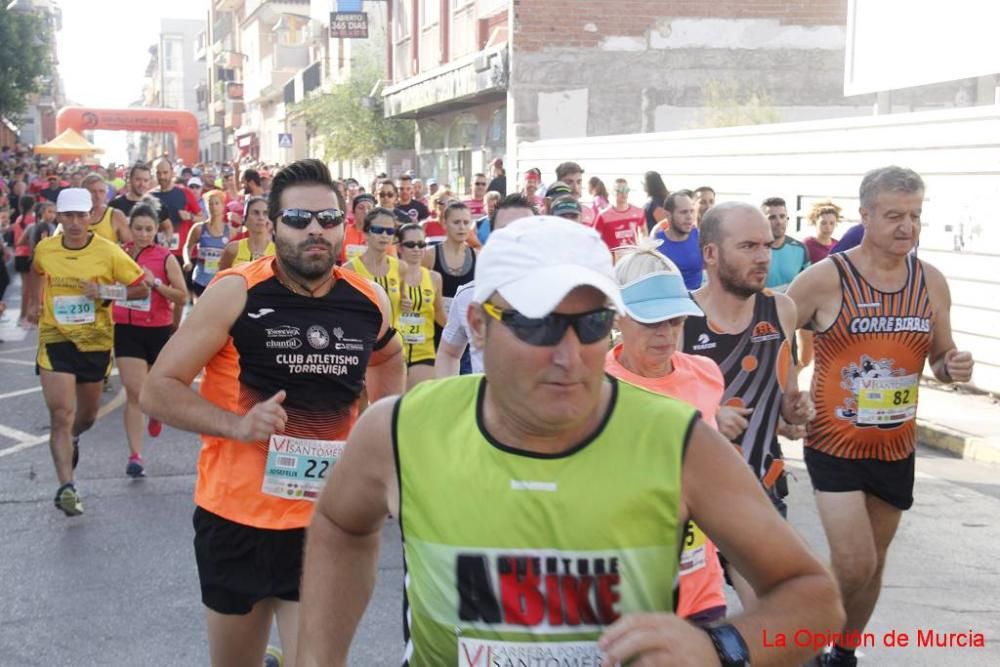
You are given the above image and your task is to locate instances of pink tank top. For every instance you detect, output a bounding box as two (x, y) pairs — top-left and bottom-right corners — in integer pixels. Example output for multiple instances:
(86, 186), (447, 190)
(113, 244), (173, 327)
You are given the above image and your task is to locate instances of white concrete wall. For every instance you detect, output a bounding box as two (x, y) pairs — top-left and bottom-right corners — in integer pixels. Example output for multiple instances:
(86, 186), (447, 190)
(518, 106), (1000, 393)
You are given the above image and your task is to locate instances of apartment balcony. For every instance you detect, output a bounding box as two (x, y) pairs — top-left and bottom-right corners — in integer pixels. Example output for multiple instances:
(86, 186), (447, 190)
(250, 44), (309, 102)
(195, 30), (207, 62)
(383, 43), (509, 120)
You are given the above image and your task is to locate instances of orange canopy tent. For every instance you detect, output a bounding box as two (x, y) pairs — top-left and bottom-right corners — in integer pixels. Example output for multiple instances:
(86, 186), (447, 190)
(33, 128), (104, 156)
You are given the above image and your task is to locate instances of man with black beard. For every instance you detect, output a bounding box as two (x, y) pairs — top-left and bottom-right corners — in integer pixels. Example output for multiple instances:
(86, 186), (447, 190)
(682, 202), (813, 609)
(142, 159), (404, 667)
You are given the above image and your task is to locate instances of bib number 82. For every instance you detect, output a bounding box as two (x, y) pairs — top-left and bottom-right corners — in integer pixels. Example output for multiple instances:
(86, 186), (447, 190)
(892, 389), (911, 406)
(303, 459), (330, 479)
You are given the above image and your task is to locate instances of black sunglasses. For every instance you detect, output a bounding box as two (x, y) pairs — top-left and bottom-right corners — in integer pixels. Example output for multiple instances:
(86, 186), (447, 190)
(377, 191), (396, 198)
(368, 224), (396, 235)
(482, 303), (615, 346)
(279, 208), (344, 229)
(400, 240), (427, 249)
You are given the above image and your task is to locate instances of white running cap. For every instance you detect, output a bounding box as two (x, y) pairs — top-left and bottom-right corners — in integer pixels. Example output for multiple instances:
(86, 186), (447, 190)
(473, 215), (625, 318)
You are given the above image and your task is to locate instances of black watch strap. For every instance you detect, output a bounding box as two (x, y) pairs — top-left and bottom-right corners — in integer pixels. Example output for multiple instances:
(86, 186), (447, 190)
(705, 624), (751, 666)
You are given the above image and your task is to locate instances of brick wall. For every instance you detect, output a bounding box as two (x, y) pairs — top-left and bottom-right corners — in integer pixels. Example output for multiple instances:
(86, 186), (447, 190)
(513, 0), (847, 51)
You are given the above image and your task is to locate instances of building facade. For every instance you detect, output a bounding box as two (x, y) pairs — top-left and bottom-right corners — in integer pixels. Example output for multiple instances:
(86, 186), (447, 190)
(7, 0), (65, 147)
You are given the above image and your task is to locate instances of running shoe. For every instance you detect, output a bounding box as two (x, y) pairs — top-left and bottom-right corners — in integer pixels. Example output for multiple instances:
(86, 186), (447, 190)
(126, 454), (146, 479)
(72, 436), (80, 470)
(147, 418), (162, 438)
(264, 645), (283, 667)
(54, 483), (83, 517)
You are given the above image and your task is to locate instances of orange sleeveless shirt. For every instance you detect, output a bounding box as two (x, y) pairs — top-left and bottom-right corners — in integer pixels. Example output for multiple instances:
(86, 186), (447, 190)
(195, 257), (383, 530)
(807, 254), (933, 461)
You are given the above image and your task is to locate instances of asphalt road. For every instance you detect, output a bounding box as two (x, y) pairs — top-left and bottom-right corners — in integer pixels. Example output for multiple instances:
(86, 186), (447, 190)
(1, 304), (998, 665)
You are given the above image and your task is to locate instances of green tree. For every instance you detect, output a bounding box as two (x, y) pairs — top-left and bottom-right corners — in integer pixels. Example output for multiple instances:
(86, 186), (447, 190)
(693, 79), (782, 129)
(292, 58), (413, 165)
(0, 6), (55, 118)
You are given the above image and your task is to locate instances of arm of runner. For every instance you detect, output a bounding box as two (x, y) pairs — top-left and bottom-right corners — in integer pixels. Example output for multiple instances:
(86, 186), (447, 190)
(787, 259), (838, 330)
(141, 274), (273, 441)
(111, 208), (132, 244)
(298, 397), (397, 667)
(924, 262), (974, 383)
(183, 223), (202, 270)
(775, 293), (814, 425)
(183, 187), (205, 223)
(158, 254), (189, 306)
(217, 241), (238, 272)
(435, 291), (471, 378)
(364, 280), (405, 402)
(602, 420), (844, 666)
(430, 270), (447, 327)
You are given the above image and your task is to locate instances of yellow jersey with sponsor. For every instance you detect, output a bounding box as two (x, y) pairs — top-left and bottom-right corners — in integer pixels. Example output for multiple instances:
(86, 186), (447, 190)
(34, 234), (145, 352)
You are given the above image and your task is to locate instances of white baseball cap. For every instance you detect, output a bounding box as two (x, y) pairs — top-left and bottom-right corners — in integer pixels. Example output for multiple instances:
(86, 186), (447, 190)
(474, 215), (625, 318)
(187, 177), (203, 188)
(56, 188), (93, 213)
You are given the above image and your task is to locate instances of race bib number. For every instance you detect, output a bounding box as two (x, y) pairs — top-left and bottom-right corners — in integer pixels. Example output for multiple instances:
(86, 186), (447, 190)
(457, 638), (606, 667)
(857, 373), (918, 425)
(52, 295), (95, 325)
(679, 521), (707, 574)
(97, 284), (128, 301)
(168, 233), (181, 251)
(400, 312), (425, 344)
(201, 247), (223, 273)
(261, 435), (345, 502)
(345, 244), (366, 261)
(123, 294), (152, 312)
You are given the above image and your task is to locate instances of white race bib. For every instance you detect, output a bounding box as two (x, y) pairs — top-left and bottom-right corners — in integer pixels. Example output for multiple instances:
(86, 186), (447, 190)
(97, 284), (128, 301)
(52, 295), (95, 325)
(679, 521), (708, 575)
(123, 294), (152, 312)
(201, 247), (223, 273)
(345, 244), (367, 261)
(261, 435), (345, 502)
(399, 312), (426, 344)
(856, 374), (918, 425)
(456, 638), (607, 667)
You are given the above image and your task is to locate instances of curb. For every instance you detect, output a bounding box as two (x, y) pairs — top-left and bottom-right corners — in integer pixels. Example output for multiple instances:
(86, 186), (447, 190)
(917, 420), (1000, 465)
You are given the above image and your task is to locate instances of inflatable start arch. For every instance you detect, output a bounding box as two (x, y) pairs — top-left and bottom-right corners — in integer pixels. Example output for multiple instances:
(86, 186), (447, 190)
(56, 107), (199, 165)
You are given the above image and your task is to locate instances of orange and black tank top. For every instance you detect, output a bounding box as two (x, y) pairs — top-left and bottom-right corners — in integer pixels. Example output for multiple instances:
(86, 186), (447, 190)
(195, 256), (383, 530)
(807, 253), (932, 461)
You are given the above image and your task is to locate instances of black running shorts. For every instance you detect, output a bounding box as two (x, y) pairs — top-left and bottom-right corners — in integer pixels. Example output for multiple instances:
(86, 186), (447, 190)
(113, 324), (171, 365)
(192, 507), (305, 615)
(804, 446), (915, 511)
(14, 256), (31, 273)
(36, 341), (112, 384)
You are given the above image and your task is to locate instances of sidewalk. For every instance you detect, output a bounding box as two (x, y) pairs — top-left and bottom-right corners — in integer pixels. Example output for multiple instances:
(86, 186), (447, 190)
(914, 379), (1000, 465)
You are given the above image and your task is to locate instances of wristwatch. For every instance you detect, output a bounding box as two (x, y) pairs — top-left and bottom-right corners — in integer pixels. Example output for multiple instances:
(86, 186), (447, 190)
(152, 278), (163, 289)
(705, 624), (751, 666)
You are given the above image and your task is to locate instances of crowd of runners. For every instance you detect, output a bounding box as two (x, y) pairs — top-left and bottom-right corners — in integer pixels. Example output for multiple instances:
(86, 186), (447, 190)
(0, 143), (976, 666)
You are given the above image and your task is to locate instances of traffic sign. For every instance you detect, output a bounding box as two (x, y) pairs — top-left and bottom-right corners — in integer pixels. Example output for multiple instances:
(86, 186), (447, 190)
(278, 133), (293, 148)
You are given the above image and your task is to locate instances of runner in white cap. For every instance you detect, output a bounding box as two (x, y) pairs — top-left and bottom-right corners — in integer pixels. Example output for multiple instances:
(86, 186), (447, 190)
(31, 188), (149, 515)
(298, 215), (842, 666)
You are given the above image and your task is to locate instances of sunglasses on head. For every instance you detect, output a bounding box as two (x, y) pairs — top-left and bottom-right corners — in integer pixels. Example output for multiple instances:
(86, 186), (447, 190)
(368, 224), (396, 235)
(400, 240), (427, 249)
(481, 302), (615, 346)
(278, 208), (344, 229)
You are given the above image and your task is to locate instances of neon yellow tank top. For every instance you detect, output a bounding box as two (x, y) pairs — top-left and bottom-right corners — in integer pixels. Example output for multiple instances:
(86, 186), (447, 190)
(344, 254), (401, 320)
(395, 375), (695, 665)
(233, 237), (276, 267)
(398, 265), (436, 363)
(90, 206), (117, 244)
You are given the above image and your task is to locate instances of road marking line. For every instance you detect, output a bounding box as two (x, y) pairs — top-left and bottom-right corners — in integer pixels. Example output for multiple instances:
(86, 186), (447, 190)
(0, 358), (35, 366)
(0, 423), (41, 442)
(0, 346), (35, 355)
(0, 386), (43, 401)
(0, 388), (126, 458)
